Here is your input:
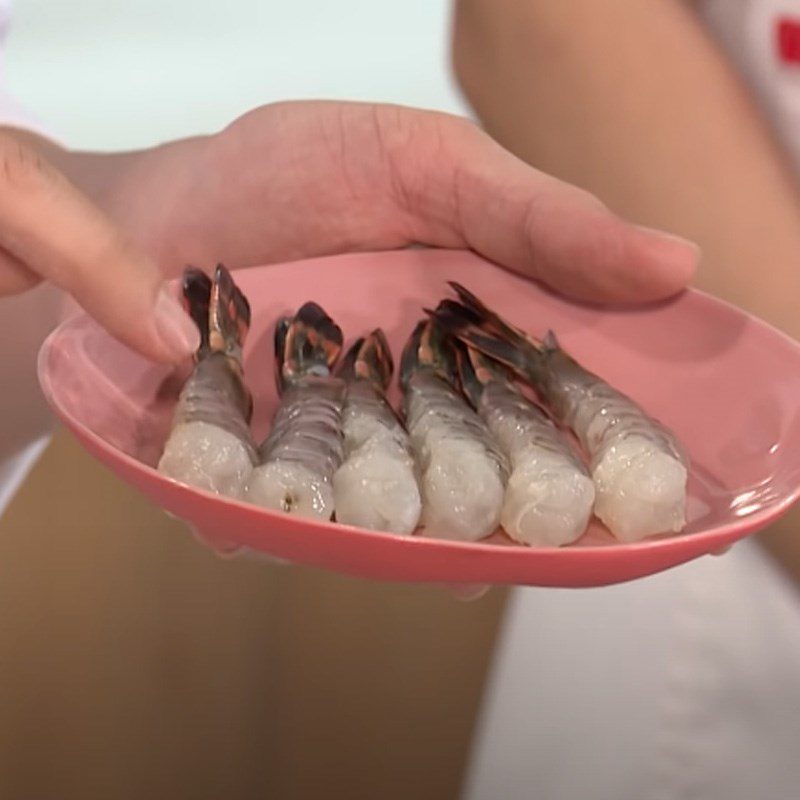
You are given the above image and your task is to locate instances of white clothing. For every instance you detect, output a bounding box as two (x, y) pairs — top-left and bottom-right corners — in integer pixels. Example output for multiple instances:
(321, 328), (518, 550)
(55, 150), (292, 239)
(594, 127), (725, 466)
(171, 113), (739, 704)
(0, 0), (59, 517)
(466, 540), (800, 800)
(700, 0), (800, 168)
(466, 3), (800, 799)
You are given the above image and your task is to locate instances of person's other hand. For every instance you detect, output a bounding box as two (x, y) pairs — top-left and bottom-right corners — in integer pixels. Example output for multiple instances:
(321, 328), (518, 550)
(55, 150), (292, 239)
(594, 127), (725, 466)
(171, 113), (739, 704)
(0, 129), (198, 363)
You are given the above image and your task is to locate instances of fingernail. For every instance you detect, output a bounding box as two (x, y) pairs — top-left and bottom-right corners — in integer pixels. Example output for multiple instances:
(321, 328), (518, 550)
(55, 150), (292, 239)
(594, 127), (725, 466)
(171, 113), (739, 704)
(154, 287), (199, 360)
(237, 547), (291, 566)
(449, 583), (491, 602)
(634, 225), (702, 263)
(711, 543), (733, 557)
(189, 525), (243, 559)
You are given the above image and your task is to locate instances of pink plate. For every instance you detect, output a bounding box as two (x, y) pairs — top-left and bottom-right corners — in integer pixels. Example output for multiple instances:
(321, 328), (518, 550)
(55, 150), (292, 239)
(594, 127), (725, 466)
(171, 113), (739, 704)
(37, 249), (800, 587)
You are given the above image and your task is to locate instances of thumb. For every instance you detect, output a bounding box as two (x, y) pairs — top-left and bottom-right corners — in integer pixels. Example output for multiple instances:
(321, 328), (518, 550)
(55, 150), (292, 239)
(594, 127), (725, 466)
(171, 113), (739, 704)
(0, 132), (198, 362)
(388, 109), (700, 303)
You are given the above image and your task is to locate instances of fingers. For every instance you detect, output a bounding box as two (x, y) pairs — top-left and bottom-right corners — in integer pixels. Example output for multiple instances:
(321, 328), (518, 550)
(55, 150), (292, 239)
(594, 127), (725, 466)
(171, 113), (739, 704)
(0, 132), (198, 362)
(189, 525), (292, 565)
(386, 109), (700, 303)
(447, 583), (491, 601)
(189, 525), (243, 558)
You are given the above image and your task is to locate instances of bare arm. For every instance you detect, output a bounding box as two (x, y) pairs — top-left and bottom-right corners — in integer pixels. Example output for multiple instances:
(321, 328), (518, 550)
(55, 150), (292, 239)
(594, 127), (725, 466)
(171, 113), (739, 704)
(452, 0), (800, 580)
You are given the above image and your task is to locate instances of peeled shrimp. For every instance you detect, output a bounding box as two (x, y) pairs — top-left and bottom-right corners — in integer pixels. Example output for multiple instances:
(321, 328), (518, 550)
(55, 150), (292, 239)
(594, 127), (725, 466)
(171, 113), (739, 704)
(401, 320), (507, 541)
(333, 330), (421, 534)
(435, 285), (687, 542)
(158, 265), (257, 497)
(455, 341), (594, 546)
(243, 303), (345, 520)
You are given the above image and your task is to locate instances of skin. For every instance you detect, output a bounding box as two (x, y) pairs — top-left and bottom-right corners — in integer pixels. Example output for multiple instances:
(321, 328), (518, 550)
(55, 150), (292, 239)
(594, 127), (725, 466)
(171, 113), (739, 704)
(451, 0), (800, 582)
(1, 99), (698, 366)
(0, 99), (700, 589)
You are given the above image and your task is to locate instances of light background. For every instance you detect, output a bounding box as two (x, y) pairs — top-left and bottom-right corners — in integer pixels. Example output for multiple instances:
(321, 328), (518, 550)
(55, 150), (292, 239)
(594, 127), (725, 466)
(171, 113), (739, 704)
(4, 0), (469, 150)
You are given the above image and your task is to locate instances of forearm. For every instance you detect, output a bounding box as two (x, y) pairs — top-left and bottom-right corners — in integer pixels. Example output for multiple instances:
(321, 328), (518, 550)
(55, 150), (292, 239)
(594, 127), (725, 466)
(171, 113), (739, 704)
(453, 0), (800, 579)
(453, 0), (800, 330)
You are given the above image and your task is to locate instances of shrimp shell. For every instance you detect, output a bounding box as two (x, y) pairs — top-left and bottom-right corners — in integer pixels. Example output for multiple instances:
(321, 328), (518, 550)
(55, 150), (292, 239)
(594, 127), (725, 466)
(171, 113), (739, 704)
(477, 378), (595, 547)
(434, 285), (688, 541)
(158, 266), (257, 497)
(333, 331), (422, 534)
(401, 321), (507, 541)
(244, 302), (345, 520)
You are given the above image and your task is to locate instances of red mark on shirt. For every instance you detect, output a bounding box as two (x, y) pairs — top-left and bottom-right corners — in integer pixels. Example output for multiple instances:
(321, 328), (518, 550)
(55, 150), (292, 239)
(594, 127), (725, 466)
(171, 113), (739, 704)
(777, 17), (800, 65)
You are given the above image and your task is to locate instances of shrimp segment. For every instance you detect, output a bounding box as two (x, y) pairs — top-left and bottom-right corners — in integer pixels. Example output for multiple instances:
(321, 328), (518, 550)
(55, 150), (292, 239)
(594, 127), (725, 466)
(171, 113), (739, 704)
(244, 303), (345, 520)
(158, 265), (257, 497)
(333, 330), (421, 534)
(401, 320), (507, 541)
(455, 339), (594, 546)
(434, 286), (687, 542)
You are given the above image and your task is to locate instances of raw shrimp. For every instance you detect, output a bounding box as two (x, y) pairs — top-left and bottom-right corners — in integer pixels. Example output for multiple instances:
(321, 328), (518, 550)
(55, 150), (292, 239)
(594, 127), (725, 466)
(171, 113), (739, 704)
(453, 335), (594, 547)
(434, 285), (687, 542)
(243, 302), (345, 520)
(158, 265), (257, 497)
(332, 330), (421, 534)
(400, 319), (507, 541)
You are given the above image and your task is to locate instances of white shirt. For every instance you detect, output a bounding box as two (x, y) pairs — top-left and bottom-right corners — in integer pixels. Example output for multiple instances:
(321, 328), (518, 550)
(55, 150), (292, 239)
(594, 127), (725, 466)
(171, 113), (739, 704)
(0, 0), (59, 516)
(466, 3), (800, 799)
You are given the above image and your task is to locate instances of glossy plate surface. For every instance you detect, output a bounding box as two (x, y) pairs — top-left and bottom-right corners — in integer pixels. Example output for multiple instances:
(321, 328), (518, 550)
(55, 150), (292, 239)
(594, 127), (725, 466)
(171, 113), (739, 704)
(37, 249), (800, 586)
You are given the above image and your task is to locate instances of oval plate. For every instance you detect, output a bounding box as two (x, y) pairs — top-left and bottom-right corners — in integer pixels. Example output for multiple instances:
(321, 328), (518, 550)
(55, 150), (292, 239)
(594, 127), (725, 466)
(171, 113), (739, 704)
(37, 249), (800, 587)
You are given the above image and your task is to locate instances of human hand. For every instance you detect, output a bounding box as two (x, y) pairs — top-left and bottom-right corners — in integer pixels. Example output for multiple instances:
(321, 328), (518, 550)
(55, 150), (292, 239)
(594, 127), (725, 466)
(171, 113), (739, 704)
(74, 100), (699, 303)
(35, 102), (701, 592)
(0, 129), (198, 363)
(6, 100), (700, 365)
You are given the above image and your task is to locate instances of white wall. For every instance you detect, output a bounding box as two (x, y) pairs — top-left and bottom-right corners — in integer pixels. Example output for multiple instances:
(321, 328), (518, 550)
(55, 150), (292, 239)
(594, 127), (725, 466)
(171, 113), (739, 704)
(5, 0), (468, 150)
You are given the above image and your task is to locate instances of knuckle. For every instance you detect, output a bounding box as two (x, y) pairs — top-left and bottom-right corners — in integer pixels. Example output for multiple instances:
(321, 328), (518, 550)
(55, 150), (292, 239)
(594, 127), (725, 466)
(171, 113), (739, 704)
(373, 104), (479, 156)
(0, 133), (58, 196)
(81, 229), (136, 278)
(593, 217), (631, 265)
(369, 103), (412, 153)
(431, 112), (481, 148)
(52, 224), (137, 294)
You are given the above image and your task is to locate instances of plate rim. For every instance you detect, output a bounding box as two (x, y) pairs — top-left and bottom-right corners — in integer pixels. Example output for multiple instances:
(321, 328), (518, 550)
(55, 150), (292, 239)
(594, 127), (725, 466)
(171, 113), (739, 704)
(36, 248), (800, 573)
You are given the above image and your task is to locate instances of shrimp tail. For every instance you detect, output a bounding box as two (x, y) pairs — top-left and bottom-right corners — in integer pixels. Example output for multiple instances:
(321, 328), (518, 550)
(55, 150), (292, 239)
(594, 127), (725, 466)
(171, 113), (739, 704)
(448, 281), (536, 344)
(452, 338), (510, 409)
(273, 316), (291, 390)
(400, 318), (458, 390)
(172, 265), (255, 440)
(452, 340), (483, 409)
(429, 296), (532, 378)
(276, 301), (344, 391)
(207, 263), (251, 365)
(337, 328), (394, 390)
(182, 267), (212, 359)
